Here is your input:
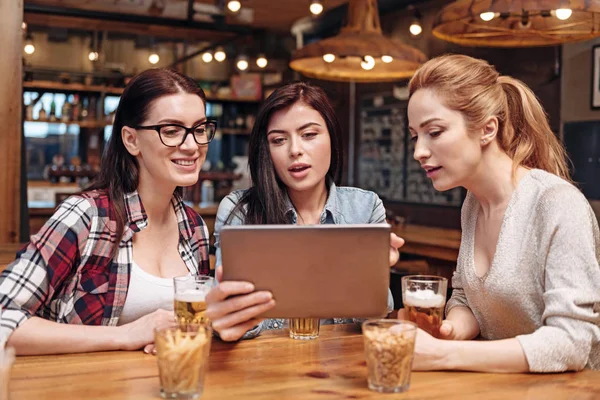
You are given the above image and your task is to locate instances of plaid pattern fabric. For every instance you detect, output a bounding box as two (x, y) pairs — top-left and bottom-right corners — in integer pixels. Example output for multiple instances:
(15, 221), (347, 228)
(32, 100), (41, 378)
(0, 189), (209, 339)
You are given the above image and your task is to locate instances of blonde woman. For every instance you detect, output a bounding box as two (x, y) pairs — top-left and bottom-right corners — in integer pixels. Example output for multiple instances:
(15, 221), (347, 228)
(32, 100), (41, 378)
(406, 54), (600, 373)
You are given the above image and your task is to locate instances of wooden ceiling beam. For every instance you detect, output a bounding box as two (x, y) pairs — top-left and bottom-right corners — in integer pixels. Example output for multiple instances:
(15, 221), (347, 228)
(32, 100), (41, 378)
(24, 13), (237, 42)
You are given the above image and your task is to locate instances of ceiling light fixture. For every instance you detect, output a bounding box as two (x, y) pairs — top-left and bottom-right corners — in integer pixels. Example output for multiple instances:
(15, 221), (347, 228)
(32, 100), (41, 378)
(236, 55), (249, 71)
(24, 34), (35, 55)
(434, 0), (600, 47)
(290, 0), (426, 82)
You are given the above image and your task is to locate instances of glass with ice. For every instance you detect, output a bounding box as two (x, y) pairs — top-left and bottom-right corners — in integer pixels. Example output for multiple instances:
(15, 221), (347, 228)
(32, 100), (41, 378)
(401, 275), (447, 338)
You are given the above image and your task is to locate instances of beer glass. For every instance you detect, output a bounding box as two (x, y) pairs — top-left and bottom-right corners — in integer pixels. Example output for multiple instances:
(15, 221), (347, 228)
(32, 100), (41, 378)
(155, 324), (212, 399)
(173, 275), (215, 326)
(401, 275), (447, 338)
(362, 319), (417, 393)
(289, 318), (320, 340)
(0, 346), (15, 400)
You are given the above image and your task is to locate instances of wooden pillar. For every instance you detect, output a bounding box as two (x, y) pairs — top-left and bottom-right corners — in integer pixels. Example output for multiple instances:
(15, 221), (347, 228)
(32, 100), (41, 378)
(0, 0), (23, 243)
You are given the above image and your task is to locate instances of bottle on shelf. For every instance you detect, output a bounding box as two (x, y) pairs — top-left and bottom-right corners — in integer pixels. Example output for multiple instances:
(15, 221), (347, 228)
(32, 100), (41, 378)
(25, 101), (33, 121)
(61, 95), (71, 123)
(80, 97), (89, 121)
(88, 97), (97, 120)
(49, 94), (57, 122)
(71, 94), (80, 122)
(38, 105), (47, 121)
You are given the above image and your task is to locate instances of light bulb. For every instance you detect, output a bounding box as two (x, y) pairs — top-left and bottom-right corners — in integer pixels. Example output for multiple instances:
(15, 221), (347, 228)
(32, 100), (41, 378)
(22, 22), (27, 30)
(480, 11), (496, 21)
(409, 22), (422, 36)
(88, 51), (99, 61)
(24, 43), (35, 55)
(227, 0), (241, 12)
(361, 55), (375, 70)
(381, 55), (393, 63)
(237, 59), (248, 71)
(24, 37), (35, 55)
(256, 56), (268, 68)
(202, 52), (213, 63)
(310, 1), (323, 15)
(554, 8), (572, 20)
(149, 53), (160, 64)
(323, 53), (335, 63)
(214, 48), (226, 62)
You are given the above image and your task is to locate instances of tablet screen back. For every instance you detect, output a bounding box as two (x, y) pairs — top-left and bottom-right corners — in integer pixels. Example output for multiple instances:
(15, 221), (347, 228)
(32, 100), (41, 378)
(220, 224), (390, 319)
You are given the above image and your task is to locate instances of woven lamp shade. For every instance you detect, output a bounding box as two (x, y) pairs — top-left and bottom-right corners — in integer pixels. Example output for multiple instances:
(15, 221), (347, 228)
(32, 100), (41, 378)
(290, 0), (427, 82)
(433, 0), (600, 47)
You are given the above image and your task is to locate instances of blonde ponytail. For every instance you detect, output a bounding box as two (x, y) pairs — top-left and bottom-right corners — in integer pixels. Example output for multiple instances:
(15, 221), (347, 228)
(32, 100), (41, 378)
(497, 76), (570, 181)
(409, 54), (571, 182)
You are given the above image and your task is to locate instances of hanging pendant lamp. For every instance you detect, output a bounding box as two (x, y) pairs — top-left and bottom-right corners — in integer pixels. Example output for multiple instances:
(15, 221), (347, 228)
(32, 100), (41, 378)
(290, 0), (427, 82)
(433, 0), (600, 47)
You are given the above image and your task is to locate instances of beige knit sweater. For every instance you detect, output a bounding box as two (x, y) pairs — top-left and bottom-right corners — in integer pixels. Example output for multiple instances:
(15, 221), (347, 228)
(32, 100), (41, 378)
(446, 169), (600, 372)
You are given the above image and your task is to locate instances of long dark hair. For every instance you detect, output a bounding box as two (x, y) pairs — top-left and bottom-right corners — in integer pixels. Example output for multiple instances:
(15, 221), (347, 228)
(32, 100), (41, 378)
(230, 82), (343, 225)
(86, 68), (206, 256)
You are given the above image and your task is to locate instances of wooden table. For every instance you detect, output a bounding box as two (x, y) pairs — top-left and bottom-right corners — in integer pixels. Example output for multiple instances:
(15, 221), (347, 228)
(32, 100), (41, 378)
(8, 325), (600, 399)
(394, 224), (461, 262)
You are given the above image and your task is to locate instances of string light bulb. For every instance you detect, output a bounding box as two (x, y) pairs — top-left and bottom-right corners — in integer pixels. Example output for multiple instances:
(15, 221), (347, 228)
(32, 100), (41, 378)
(361, 55), (375, 70)
(236, 55), (249, 71)
(149, 52), (160, 64)
(409, 21), (422, 36)
(381, 55), (393, 63)
(323, 53), (335, 63)
(256, 54), (268, 68)
(214, 47), (226, 62)
(202, 51), (213, 63)
(480, 11), (497, 21)
(24, 34), (35, 55)
(553, 8), (572, 20)
(227, 0), (241, 13)
(88, 51), (99, 61)
(310, 0), (323, 15)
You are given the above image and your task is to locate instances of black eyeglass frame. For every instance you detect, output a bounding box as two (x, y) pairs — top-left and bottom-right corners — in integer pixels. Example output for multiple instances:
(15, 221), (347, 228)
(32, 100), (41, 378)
(134, 118), (218, 147)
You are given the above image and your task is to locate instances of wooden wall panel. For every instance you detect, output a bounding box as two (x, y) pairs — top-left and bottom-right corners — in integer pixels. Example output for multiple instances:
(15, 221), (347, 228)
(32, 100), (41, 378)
(0, 0), (23, 243)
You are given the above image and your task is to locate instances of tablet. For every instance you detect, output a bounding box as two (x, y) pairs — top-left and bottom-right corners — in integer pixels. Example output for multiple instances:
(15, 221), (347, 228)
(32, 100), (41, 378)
(220, 224), (390, 319)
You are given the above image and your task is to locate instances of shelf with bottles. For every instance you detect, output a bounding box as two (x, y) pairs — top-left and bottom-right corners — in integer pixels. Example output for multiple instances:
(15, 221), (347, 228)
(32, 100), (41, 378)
(24, 120), (112, 129)
(23, 80), (124, 95)
(24, 91), (115, 130)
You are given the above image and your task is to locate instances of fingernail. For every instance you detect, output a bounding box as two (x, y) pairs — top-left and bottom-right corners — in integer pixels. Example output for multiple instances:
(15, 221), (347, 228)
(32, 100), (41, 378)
(152, 349), (157, 354)
(261, 292), (272, 301)
(245, 283), (254, 291)
(143, 348), (149, 354)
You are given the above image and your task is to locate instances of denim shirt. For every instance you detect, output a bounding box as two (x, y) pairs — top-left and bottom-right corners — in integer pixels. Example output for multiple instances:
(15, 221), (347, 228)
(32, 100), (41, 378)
(214, 183), (394, 339)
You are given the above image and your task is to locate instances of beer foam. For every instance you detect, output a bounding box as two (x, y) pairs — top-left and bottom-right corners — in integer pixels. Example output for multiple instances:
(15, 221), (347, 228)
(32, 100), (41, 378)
(403, 289), (445, 308)
(175, 289), (207, 302)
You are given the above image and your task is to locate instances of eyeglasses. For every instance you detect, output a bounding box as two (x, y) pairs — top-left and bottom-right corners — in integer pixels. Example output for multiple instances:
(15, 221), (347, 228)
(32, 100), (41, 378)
(134, 119), (217, 147)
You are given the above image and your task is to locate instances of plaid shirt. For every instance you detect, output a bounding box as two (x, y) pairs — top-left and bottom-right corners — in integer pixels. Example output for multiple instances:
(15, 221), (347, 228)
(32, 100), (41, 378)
(0, 189), (209, 340)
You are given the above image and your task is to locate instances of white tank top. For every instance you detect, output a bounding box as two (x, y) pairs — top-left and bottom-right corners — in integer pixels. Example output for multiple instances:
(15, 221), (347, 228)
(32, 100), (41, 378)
(117, 260), (175, 326)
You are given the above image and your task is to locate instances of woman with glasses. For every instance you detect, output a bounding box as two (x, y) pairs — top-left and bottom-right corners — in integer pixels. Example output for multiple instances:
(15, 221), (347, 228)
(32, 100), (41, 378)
(0, 69), (214, 355)
(204, 82), (405, 341)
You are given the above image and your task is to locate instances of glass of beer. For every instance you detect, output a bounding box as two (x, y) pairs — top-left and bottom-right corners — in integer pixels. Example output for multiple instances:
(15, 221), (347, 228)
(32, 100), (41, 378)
(401, 275), (447, 338)
(289, 318), (320, 340)
(155, 324), (212, 399)
(173, 275), (215, 326)
(362, 319), (417, 393)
